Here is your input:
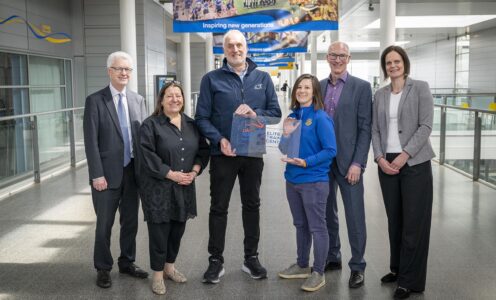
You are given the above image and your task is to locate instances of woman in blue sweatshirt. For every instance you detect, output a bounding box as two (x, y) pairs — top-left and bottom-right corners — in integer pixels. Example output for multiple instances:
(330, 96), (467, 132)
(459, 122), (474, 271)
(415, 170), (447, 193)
(278, 74), (337, 292)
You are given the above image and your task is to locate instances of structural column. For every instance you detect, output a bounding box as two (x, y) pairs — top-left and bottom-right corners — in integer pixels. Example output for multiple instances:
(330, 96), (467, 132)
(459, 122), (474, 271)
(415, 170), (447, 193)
(120, 0), (138, 91)
(380, 0), (396, 80)
(299, 53), (305, 76)
(311, 31), (317, 75)
(205, 33), (214, 72)
(181, 33), (192, 116)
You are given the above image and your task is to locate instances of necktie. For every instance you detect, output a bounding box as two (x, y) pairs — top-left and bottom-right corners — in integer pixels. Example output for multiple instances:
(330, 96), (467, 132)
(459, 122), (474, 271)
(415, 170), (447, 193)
(117, 93), (131, 166)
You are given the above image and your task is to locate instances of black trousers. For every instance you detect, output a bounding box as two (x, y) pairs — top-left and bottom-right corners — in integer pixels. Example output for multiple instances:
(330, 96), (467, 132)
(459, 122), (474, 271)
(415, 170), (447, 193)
(378, 153), (433, 292)
(208, 155), (264, 262)
(147, 220), (186, 271)
(92, 160), (139, 271)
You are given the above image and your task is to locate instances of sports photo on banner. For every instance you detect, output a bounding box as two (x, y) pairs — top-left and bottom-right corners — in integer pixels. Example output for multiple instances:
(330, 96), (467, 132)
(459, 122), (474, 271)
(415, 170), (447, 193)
(173, 0), (338, 32)
(248, 53), (295, 66)
(212, 31), (309, 54)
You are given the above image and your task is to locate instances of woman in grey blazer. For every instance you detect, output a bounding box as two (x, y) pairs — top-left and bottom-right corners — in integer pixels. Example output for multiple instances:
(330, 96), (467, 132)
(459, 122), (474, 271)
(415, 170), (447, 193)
(372, 46), (435, 299)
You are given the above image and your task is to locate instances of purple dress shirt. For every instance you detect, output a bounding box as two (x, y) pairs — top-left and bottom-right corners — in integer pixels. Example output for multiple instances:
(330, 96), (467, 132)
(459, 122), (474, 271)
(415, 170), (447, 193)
(324, 72), (348, 119)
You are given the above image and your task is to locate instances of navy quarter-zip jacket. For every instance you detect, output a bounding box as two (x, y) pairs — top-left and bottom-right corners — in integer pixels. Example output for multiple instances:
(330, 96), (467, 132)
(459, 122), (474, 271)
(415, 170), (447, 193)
(195, 58), (281, 155)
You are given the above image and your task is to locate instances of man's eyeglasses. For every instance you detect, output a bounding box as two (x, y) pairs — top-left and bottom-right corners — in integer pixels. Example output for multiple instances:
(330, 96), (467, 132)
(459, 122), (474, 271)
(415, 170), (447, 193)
(327, 53), (349, 61)
(110, 66), (133, 73)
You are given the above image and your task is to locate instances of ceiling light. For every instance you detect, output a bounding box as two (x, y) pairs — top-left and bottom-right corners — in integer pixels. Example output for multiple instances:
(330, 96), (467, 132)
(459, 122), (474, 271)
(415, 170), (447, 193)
(365, 15), (496, 29)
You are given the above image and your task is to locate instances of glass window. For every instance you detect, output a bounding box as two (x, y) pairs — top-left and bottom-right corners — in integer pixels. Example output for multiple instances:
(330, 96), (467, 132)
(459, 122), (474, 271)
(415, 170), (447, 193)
(0, 53), (28, 86)
(0, 88), (29, 117)
(30, 87), (66, 112)
(0, 116), (34, 183)
(455, 36), (470, 91)
(0, 51), (73, 185)
(28, 56), (64, 86)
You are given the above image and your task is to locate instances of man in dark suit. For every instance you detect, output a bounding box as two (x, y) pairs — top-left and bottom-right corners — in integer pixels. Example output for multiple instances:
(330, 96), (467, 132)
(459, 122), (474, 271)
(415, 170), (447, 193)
(319, 41), (372, 289)
(83, 51), (148, 288)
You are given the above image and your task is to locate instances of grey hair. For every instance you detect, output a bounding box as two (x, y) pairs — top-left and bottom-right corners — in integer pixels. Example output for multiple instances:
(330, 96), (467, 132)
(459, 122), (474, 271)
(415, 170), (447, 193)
(222, 30), (247, 48)
(329, 41), (350, 55)
(106, 51), (133, 68)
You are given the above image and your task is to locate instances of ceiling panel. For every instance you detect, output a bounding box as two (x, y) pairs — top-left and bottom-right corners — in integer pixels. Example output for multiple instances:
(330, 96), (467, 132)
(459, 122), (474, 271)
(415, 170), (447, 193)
(329, 0), (496, 55)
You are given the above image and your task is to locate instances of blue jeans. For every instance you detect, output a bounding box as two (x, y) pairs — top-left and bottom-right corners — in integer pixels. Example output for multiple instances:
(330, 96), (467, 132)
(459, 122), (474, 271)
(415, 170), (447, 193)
(286, 181), (329, 274)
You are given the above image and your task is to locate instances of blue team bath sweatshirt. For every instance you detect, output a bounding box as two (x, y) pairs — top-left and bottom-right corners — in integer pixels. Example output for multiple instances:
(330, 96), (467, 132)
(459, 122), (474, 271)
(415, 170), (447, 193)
(279, 105), (337, 184)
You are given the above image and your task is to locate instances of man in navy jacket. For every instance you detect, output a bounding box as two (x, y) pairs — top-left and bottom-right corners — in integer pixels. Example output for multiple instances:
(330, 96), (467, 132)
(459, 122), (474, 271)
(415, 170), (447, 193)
(195, 29), (281, 284)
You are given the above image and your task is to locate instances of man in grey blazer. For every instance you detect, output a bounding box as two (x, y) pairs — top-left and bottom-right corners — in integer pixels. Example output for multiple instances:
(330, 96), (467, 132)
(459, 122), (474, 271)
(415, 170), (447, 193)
(83, 51), (148, 288)
(319, 41), (372, 288)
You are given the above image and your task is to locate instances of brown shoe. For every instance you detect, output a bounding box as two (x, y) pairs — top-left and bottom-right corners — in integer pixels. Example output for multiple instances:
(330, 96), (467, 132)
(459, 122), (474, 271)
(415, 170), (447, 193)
(164, 269), (187, 283)
(152, 278), (166, 295)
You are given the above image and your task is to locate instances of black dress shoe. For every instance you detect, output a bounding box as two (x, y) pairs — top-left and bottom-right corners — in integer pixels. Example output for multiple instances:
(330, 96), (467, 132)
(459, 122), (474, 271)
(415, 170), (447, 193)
(324, 261), (342, 271)
(119, 264), (149, 278)
(96, 270), (111, 288)
(381, 272), (398, 283)
(394, 286), (411, 299)
(348, 271), (364, 288)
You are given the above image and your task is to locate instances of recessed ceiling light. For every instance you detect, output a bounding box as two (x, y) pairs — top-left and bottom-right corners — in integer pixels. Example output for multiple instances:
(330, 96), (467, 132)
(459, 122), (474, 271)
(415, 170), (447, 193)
(365, 15), (496, 29)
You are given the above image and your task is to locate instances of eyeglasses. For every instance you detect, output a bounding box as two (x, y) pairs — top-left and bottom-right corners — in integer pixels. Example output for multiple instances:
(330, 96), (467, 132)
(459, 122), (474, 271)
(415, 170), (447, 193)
(327, 53), (349, 61)
(110, 66), (133, 73)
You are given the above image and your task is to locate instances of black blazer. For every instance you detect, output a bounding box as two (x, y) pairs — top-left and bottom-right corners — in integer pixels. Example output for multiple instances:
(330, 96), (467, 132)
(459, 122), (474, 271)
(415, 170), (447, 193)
(83, 86), (147, 188)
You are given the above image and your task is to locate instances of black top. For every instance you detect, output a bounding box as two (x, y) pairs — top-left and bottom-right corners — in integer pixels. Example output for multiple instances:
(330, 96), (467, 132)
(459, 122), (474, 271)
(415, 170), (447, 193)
(139, 113), (209, 223)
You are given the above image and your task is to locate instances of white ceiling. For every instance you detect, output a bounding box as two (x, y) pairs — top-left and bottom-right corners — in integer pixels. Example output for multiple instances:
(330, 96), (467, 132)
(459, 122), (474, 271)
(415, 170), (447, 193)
(335, 0), (496, 54)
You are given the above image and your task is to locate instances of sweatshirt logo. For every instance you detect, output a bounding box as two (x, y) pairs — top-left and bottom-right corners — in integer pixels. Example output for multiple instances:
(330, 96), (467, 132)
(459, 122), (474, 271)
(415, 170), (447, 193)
(254, 84), (263, 90)
(305, 118), (312, 126)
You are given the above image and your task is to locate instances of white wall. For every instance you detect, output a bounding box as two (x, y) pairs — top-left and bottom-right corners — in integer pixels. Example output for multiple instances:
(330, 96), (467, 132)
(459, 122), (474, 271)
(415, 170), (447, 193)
(469, 27), (496, 93)
(407, 38), (456, 90)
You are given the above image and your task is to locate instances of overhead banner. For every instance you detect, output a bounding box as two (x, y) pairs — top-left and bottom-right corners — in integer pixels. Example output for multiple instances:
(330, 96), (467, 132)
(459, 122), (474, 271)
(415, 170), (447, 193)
(213, 31), (309, 54)
(249, 53), (295, 67)
(173, 0), (338, 33)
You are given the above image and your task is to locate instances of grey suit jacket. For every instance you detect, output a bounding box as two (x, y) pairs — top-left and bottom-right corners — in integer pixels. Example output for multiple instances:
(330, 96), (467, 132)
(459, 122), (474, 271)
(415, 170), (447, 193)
(320, 75), (373, 177)
(372, 77), (435, 166)
(83, 86), (147, 188)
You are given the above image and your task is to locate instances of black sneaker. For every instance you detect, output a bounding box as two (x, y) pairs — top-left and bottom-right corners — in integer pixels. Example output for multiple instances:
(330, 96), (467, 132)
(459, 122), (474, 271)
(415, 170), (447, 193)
(242, 256), (267, 279)
(203, 258), (225, 284)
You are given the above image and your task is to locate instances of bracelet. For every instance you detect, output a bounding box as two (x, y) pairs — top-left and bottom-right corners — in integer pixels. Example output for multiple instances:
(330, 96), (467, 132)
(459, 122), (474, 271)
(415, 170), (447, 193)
(302, 160), (307, 168)
(191, 170), (199, 175)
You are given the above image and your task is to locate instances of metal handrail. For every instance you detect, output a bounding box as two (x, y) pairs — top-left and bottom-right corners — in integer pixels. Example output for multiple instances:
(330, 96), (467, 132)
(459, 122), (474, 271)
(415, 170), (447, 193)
(433, 93), (496, 97)
(0, 107), (84, 121)
(434, 102), (496, 184)
(0, 107), (85, 184)
(435, 104), (495, 114)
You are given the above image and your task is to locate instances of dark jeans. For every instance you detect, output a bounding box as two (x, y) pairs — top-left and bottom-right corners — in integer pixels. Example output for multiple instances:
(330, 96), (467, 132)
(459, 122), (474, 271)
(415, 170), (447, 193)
(92, 160), (139, 271)
(208, 155), (264, 262)
(378, 153), (433, 292)
(147, 220), (186, 271)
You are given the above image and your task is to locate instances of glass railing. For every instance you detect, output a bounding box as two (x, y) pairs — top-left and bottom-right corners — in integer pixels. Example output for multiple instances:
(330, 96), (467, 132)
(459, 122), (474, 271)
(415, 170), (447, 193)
(0, 107), (84, 188)
(432, 94), (496, 186)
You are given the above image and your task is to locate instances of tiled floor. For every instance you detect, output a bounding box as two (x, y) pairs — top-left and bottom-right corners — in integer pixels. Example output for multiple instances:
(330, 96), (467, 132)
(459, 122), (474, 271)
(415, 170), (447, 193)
(0, 147), (495, 299)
